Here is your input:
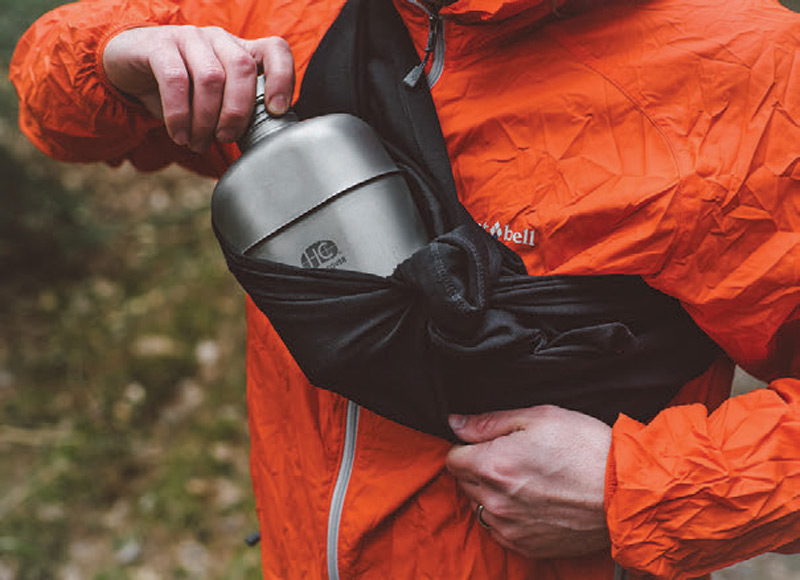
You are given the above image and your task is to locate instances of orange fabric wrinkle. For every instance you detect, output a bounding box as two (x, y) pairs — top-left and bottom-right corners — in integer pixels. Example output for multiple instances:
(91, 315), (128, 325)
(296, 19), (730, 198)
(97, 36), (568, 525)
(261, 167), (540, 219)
(609, 381), (800, 578)
(11, 0), (800, 577)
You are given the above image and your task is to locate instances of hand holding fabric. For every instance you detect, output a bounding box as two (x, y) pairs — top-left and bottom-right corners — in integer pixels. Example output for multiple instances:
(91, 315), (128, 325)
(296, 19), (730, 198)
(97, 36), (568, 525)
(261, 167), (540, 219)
(103, 26), (294, 151)
(445, 405), (612, 559)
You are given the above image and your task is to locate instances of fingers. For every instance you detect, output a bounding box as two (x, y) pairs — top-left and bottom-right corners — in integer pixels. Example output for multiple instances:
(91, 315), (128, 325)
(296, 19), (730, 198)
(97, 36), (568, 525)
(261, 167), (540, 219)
(446, 407), (562, 486)
(179, 30), (294, 149)
(178, 27), (263, 151)
(147, 41), (191, 144)
(104, 26), (295, 151)
(173, 27), (254, 150)
(446, 405), (613, 558)
(468, 497), (527, 554)
(211, 33), (258, 143)
(179, 28), (227, 151)
(445, 415), (522, 487)
(448, 405), (546, 444)
(244, 36), (294, 115)
(446, 437), (508, 493)
(445, 444), (481, 483)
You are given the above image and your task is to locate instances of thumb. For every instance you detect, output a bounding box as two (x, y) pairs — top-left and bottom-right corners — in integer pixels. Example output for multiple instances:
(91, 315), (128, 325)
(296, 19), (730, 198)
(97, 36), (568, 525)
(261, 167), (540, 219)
(448, 408), (530, 444)
(240, 36), (295, 115)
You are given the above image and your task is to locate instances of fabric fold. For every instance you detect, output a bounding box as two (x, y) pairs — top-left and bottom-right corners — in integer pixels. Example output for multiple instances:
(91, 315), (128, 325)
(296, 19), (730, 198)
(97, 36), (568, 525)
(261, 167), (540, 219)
(213, 0), (721, 441)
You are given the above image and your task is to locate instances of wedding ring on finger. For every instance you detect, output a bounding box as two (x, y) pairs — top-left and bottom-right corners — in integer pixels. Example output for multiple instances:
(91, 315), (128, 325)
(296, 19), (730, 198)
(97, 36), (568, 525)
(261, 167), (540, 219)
(476, 504), (491, 530)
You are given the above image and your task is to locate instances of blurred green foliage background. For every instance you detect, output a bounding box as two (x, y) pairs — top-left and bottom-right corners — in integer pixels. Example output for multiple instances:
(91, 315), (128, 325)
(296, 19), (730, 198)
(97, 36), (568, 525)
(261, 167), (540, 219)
(1, 1), (260, 578)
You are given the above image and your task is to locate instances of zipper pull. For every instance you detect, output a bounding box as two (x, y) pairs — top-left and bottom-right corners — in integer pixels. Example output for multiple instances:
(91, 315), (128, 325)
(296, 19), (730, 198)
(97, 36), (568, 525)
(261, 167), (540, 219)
(403, 12), (441, 88)
(244, 531), (261, 547)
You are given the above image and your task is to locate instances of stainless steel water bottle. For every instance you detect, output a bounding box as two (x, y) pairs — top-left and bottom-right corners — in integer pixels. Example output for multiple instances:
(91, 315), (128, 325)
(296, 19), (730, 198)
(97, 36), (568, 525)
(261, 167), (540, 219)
(211, 77), (429, 277)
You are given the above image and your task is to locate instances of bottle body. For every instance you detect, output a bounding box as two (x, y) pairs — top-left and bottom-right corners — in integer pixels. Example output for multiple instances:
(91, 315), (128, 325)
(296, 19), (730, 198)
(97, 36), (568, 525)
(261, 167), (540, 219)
(212, 113), (429, 277)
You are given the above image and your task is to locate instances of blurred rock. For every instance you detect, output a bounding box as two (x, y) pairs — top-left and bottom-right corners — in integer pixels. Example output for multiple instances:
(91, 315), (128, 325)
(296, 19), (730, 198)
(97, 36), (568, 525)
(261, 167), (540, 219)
(195, 340), (220, 367)
(36, 503), (65, 522)
(91, 278), (119, 300)
(160, 380), (205, 424)
(115, 538), (142, 566)
(148, 189), (170, 213)
(131, 567), (161, 580)
(213, 478), (244, 510)
(102, 501), (130, 529)
(132, 335), (180, 358)
(211, 442), (235, 463)
(65, 537), (111, 577)
(176, 539), (209, 576)
(185, 478), (212, 497)
(124, 382), (147, 405)
(0, 560), (17, 580)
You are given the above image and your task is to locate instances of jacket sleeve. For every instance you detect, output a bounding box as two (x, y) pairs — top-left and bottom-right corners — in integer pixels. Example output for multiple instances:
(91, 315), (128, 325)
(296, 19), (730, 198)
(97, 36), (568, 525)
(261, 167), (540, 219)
(606, 235), (800, 579)
(603, 15), (800, 573)
(9, 0), (239, 176)
(606, 377), (800, 579)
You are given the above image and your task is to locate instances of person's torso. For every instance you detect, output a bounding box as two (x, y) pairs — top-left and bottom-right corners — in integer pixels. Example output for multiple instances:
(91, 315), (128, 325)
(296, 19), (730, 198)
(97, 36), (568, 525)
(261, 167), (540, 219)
(216, 0), (800, 577)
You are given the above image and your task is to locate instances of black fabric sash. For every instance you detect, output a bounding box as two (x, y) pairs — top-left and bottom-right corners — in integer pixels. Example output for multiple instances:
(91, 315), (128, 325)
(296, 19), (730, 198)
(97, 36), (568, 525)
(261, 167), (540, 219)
(213, 0), (721, 441)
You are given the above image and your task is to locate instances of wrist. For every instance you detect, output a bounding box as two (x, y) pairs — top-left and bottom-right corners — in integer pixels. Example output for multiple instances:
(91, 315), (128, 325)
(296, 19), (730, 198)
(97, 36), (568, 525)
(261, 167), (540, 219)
(97, 24), (154, 102)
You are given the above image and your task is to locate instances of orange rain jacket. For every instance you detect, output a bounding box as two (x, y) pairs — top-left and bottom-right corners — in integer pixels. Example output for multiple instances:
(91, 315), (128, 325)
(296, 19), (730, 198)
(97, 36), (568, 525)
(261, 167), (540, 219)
(11, 0), (800, 577)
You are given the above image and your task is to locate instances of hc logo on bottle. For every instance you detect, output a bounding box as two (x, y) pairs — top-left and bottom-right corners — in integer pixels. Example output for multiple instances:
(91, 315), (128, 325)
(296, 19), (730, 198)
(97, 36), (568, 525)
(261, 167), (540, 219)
(301, 240), (346, 269)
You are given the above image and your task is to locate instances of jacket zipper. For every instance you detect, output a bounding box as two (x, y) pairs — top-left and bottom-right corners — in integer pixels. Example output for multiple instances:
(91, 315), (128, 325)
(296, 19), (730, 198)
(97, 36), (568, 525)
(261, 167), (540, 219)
(326, 400), (360, 580)
(403, 0), (446, 88)
(327, 6), (440, 577)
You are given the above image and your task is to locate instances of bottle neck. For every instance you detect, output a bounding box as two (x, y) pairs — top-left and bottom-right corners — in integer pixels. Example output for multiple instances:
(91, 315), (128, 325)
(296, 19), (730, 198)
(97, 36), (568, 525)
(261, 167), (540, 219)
(237, 77), (298, 152)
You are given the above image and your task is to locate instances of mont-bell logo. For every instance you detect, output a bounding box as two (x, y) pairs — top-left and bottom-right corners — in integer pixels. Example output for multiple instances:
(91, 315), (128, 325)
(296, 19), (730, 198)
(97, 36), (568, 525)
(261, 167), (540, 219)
(300, 240), (347, 269)
(483, 221), (536, 247)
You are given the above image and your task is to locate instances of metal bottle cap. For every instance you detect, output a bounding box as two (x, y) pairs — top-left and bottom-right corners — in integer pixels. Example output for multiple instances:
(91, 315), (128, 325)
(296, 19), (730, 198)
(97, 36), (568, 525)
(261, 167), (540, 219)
(237, 76), (299, 152)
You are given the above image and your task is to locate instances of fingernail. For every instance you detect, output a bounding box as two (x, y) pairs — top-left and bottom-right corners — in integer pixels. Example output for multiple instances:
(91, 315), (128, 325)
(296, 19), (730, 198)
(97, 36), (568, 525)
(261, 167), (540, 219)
(448, 415), (466, 431)
(173, 130), (189, 146)
(267, 95), (289, 115)
(190, 140), (210, 153)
